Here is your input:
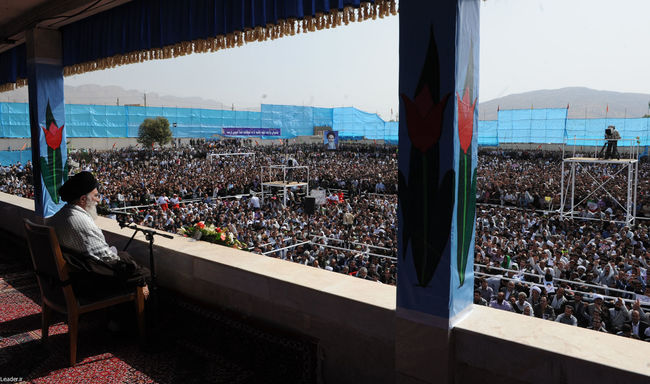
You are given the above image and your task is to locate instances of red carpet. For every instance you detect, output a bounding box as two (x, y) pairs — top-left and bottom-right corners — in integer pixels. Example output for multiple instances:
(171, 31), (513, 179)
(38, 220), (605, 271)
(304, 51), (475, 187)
(0, 239), (316, 384)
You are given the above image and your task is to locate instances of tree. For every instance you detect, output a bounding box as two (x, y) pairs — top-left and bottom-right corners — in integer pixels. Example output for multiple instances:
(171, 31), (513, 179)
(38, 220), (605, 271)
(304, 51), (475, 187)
(137, 117), (172, 148)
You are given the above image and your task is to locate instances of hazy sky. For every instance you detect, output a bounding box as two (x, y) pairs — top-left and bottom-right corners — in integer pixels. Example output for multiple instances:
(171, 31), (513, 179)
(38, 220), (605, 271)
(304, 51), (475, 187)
(480, 0), (650, 101)
(60, 0), (650, 120)
(64, 15), (400, 119)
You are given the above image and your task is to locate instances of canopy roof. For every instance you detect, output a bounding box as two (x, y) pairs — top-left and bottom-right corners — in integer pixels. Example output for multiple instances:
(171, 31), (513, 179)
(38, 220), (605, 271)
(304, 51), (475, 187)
(0, 0), (397, 92)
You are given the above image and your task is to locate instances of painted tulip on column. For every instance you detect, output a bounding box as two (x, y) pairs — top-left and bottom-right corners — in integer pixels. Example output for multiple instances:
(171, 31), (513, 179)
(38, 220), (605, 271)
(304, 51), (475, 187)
(455, 45), (477, 287)
(399, 28), (455, 288)
(40, 101), (68, 204)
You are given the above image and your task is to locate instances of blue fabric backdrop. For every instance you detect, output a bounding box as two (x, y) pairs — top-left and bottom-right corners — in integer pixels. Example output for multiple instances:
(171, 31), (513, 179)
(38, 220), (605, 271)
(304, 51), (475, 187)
(0, 102), (398, 140)
(4, 102), (645, 145)
(478, 108), (649, 147)
(0, 149), (31, 166)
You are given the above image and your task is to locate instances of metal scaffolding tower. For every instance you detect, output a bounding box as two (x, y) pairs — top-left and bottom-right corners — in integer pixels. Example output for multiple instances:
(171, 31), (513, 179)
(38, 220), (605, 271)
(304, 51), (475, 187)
(260, 165), (310, 207)
(559, 137), (640, 226)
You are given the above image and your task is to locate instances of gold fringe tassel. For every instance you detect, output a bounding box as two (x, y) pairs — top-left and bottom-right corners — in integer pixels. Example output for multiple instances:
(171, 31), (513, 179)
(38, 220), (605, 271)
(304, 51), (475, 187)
(56, 0), (398, 80)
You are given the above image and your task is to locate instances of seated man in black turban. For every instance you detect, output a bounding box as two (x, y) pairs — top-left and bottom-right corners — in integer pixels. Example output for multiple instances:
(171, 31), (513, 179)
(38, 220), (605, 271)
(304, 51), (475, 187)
(47, 171), (150, 300)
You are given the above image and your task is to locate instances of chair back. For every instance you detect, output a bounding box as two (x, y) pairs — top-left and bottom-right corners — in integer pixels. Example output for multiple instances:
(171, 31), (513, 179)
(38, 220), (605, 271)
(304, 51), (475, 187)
(23, 219), (74, 310)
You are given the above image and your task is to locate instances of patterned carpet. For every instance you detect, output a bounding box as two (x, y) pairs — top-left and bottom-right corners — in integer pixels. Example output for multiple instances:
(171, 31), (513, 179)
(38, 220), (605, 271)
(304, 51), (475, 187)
(0, 235), (317, 384)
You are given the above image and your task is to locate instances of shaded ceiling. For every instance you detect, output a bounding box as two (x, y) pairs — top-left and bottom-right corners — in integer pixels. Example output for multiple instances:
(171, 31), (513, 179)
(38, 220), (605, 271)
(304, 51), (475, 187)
(0, 0), (131, 54)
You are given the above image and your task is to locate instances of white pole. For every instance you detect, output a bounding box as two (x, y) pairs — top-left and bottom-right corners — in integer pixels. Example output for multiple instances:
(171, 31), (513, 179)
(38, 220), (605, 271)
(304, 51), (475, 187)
(570, 162), (576, 221)
(634, 159), (639, 226)
(560, 160), (566, 218)
(627, 163), (633, 226)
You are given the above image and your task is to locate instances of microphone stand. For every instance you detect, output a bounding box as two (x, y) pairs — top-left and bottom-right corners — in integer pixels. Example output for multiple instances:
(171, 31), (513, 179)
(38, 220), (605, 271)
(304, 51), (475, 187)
(118, 218), (173, 342)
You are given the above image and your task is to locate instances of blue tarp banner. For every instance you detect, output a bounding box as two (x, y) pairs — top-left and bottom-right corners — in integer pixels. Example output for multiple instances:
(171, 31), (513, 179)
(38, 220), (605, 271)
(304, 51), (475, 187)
(0, 150), (31, 166)
(478, 120), (498, 146)
(8, 101), (644, 146)
(496, 108), (569, 144)
(478, 114), (650, 147)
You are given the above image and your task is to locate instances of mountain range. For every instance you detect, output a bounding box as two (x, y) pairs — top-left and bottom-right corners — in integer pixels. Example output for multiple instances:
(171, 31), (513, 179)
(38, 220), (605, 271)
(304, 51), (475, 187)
(478, 87), (650, 120)
(0, 84), (234, 111)
(1, 85), (649, 121)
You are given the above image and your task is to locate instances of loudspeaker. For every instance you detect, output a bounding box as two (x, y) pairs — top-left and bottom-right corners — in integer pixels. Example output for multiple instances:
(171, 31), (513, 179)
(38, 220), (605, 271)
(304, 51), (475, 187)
(304, 197), (316, 215)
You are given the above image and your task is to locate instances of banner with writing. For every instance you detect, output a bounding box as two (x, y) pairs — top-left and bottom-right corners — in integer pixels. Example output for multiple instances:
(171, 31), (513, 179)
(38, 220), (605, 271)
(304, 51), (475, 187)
(222, 127), (280, 136)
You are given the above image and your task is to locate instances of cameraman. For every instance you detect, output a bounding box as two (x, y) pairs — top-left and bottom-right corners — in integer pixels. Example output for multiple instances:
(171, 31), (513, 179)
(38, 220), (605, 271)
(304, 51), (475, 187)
(604, 125), (621, 159)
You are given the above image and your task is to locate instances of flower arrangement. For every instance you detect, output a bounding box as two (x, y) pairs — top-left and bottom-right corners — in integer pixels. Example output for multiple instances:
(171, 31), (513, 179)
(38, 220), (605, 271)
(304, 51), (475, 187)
(183, 222), (245, 249)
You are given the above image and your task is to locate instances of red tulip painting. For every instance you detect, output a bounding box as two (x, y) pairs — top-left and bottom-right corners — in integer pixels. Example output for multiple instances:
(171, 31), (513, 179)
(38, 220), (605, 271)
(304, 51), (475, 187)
(456, 45), (477, 288)
(42, 121), (63, 150)
(399, 28), (455, 288)
(402, 85), (450, 153)
(456, 87), (475, 155)
(40, 101), (68, 203)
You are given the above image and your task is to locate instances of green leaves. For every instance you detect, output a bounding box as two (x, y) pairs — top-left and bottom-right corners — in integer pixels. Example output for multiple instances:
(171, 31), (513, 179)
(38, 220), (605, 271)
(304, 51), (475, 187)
(40, 148), (68, 204)
(137, 117), (173, 148)
(456, 148), (476, 287)
(400, 144), (455, 287)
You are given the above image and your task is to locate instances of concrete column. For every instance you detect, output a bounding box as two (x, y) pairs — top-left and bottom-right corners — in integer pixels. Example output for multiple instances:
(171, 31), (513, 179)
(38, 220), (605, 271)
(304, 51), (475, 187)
(396, 1), (479, 383)
(26, 28), (67, 217)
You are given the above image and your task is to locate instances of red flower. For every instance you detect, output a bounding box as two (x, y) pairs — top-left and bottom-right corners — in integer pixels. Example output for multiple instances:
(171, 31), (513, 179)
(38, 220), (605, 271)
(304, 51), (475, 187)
(196, 222), (205, 229)
(42, 121), (64, 149)
(456, 87), (476, 154)
(401, 85), (450, 153)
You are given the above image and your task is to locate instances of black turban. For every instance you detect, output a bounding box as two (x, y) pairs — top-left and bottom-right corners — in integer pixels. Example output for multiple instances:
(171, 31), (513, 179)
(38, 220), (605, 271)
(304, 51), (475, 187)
(59, 171), (99, 203)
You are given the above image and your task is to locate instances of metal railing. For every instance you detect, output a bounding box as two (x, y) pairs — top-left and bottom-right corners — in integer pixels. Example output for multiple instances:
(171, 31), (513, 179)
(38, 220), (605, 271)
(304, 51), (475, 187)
(262, 241), (311, 256)
(310, 234), (394, 253)
(473, 271), (646, 308)
(563, 137), (640, 160)
(310, 236), (396, 260)
(475, 263), (643, 300)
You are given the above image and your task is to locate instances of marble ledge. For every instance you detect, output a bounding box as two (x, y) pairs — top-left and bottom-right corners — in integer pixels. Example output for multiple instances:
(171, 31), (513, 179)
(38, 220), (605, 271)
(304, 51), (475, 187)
(455, 304), (650, 378)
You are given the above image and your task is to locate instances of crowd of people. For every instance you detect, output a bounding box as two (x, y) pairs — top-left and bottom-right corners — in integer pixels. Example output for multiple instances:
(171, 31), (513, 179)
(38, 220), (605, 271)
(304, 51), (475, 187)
(1, 140), (399, 285)
(478, 150), (650, 219)
(475, 150), (650, 339)
(2, 141), (650, 340)
(474, 205), (650, 339)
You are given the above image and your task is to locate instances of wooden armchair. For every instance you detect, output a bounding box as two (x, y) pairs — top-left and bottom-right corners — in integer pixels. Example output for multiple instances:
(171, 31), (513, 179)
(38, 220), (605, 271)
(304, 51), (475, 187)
(23, 219), (145, 366)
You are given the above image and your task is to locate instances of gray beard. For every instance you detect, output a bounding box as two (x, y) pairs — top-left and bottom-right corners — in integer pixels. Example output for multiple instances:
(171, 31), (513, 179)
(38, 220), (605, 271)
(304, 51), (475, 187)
(84, 201), (98, 220)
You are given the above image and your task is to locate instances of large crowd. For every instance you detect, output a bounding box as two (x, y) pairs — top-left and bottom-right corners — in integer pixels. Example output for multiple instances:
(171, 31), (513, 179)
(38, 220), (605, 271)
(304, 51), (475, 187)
(478, 150), (650, 219)
(1, 140), (399, 286)
(2, 142), (650, 340)
(475, 150), (650, 340)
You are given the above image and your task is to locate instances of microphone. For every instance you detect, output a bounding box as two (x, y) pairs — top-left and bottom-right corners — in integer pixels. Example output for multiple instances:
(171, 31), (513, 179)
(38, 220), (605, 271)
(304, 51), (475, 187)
(108, 210), (133, 216)
(108, 210), (133, 228)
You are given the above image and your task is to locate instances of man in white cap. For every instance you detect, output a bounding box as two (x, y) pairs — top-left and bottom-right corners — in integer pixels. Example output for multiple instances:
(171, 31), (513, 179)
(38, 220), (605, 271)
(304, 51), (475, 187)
(47, 171), (150, 299)
(587, 294), (610, 327)
(528, 285), (542, 308)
